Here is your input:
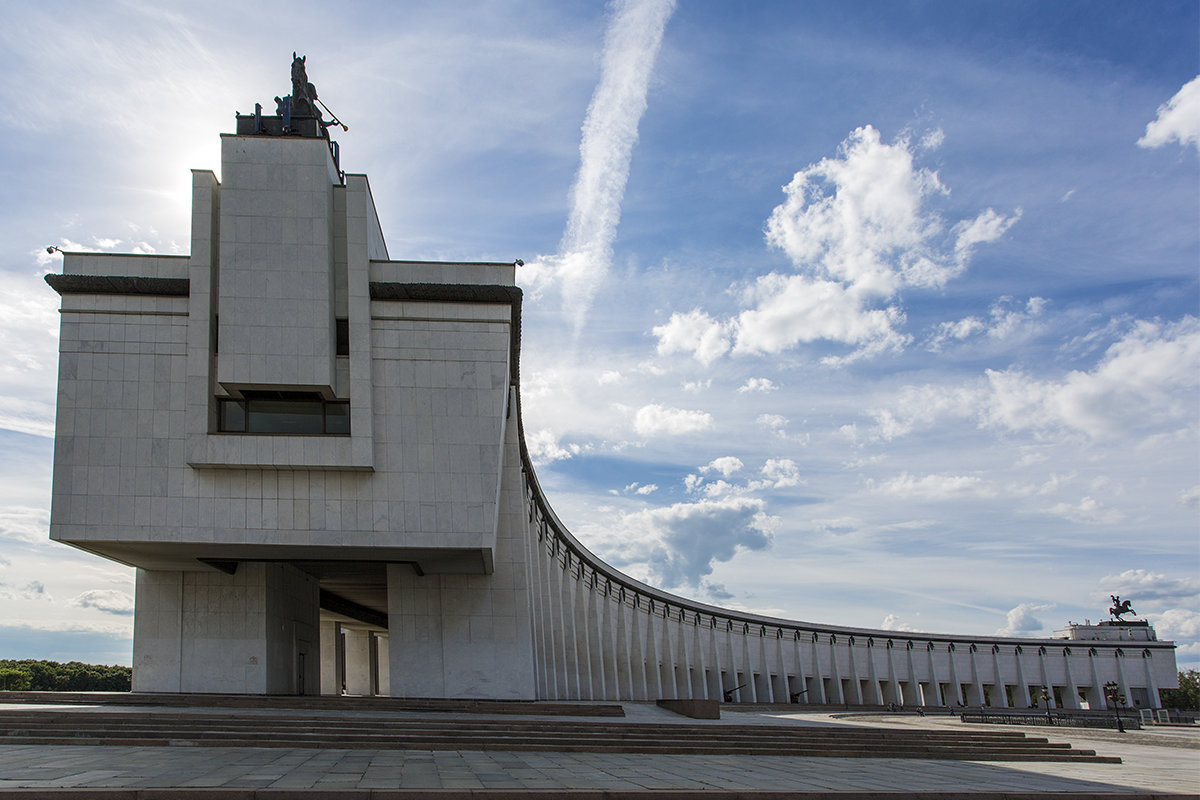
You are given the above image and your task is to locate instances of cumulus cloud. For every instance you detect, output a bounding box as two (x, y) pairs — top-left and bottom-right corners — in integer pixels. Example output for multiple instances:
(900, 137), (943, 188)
(633, 403), (713, 437)
(925, 296), (1047, 352)
(653, 308), (731, 365)
(737, 377), (777, 393)
(70, 589), (134, 616)
(756, 413), (790, 439)
(996, 602), (1055, 636)
(653, 125), (1018, 366)
(757, 458), (803, 488)
(525, 428), (587, 466)
(1100, 569), (1200, 608)
(522, 0), (676, 333)
(587, 494), (776, 588)
(700, 456), (744, 478)
(1138, 74), (1200, 152)
(0, 580), (53, 603)
(623, 481), (658, 495)
(865, 317), (1200, 443)
(880, 614), (921, 632)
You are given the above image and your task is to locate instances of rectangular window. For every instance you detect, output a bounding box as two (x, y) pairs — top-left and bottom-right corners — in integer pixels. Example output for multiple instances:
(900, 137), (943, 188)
(217, 391), (350, 435)
(336, 318), (349, 356)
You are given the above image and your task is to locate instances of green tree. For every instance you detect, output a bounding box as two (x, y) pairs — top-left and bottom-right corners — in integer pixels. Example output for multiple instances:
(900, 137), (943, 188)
(0, 667), (32, 691)
(1160, 669), (1200, 710)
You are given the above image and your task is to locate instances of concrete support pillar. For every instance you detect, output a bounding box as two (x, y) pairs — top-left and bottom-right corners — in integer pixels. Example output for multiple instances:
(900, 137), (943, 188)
(320, 618), (339, 695)
(132, 563), (319, 695)
(660, 609), (678, 698)
(343, 627), (371, 696)
(375, 633), (390, 695)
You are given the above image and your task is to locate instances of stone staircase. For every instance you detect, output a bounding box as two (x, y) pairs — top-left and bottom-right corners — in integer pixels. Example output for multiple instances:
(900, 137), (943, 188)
(0, 707), (1118, 762)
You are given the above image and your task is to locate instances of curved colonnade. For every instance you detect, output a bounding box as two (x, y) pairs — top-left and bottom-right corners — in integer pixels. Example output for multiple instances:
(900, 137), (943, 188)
(514, 420), (1170, 710)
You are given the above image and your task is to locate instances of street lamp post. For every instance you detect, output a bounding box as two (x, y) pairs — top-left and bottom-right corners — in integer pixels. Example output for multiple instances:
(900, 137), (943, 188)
(1104, 681), (1127, 733)
(1038, 686), (1053, 725)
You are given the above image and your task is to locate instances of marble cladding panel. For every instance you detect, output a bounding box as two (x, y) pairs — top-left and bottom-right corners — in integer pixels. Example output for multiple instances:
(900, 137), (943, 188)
(368, 261), (515, 286)
(63, 253), (189, 279)
(54, 304), (511, 554)
(216, 136), (336, 390)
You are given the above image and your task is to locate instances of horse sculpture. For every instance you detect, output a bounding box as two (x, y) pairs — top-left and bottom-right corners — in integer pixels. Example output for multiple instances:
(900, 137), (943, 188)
(1109, 595), (1136, 620)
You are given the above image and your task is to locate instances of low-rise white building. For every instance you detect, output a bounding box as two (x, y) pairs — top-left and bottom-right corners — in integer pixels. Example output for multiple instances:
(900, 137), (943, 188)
(46, 110), (1177, 707)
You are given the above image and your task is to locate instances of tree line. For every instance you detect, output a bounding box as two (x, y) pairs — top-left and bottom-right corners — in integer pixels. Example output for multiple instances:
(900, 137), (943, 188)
(0, 659), (132, 692)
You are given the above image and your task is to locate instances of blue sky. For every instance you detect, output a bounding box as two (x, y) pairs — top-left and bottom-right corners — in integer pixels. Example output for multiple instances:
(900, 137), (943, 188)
(1, 0), (1197, 670)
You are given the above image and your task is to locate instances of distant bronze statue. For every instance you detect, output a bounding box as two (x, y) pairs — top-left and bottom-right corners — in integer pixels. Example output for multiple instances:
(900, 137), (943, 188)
(1109, 595), (1136, 620)
(290, 52), (315, 117)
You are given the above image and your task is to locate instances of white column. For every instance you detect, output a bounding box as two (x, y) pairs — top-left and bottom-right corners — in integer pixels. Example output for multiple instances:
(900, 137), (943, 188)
(947, 644), (965, 705)
(692, 615), (708, 699)
(1143, 651), (1161, 709)
(827, 636), (844, 705)
(885, 641), (900, 705)
(645, 602), (662, 700)
(925, 643), (941, 706)
(1014, 646), (1031, 707)
(629, 597), (646, 700)
(572, 566), (592, 698)
(740, 626), (757, 702)
(1062, 649), (1081, 709)
(660, 607), (678, 698)
(614, 591), (632, 700)
(810, 635), (827, 704)
(991, 646), (1009, 707)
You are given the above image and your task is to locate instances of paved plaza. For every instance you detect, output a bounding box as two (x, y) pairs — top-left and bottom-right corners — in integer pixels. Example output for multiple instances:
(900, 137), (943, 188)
(0, 704), (1196, 796)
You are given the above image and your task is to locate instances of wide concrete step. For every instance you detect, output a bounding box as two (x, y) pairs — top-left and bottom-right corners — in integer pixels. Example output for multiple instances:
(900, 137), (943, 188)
(0, 709), (1117, 762)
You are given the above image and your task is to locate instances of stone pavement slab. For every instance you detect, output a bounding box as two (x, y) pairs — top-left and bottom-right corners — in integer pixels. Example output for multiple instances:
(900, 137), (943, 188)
(0, 704), (1195, 797)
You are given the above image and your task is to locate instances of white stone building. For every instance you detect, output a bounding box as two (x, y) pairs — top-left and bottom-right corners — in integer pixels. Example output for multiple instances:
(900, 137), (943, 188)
(46, 113), (1177, 708)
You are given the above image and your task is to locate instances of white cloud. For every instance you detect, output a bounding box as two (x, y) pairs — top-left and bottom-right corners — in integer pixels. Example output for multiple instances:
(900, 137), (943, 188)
(0, 506), (50, 545)
(633, 403), (713, 437)
(758, 458), (803, 488)
(623, 482), (658, 495)
(925, 296), (1046, 352)
(681, 379), (711, 394)
(583, 494), (776, 588)
(654, 125), (1016, 365)
(653, 309), (731, 365)
(880, 614), (920, 632)
(757, 413), (790, 438)
(596, 370), (623, 385)
(737, 377), (777, 393)
(700, 456), (743, 478)
(874, 472), (991, 500)
(1100, 570), (1200, 608)
(70, 589), (134, 616)
(869, 316), (1200, 443)
(996, 602), (1055, 636)
(1043, 496), (1124, 525)
(1138, 74), (1200, 152)
(524, 0), (676, 332)
(1179, 486), (1200, 509)
(525, 428), (584, 465)
(1149, 608), (1200, 641)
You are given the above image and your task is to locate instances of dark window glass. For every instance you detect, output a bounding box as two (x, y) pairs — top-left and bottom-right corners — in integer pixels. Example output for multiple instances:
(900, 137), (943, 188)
(336, 318), (349, 356)
(325, 402), (350, 434)
(217, 393), (350, 434)
(248, 399), (324, 433)
(219, 398), (246, 431)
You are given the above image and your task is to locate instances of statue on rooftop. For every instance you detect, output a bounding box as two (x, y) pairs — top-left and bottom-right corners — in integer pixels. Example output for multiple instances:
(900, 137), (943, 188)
(1108, 595), (1136, 621)
(290, 52), (316, 118)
